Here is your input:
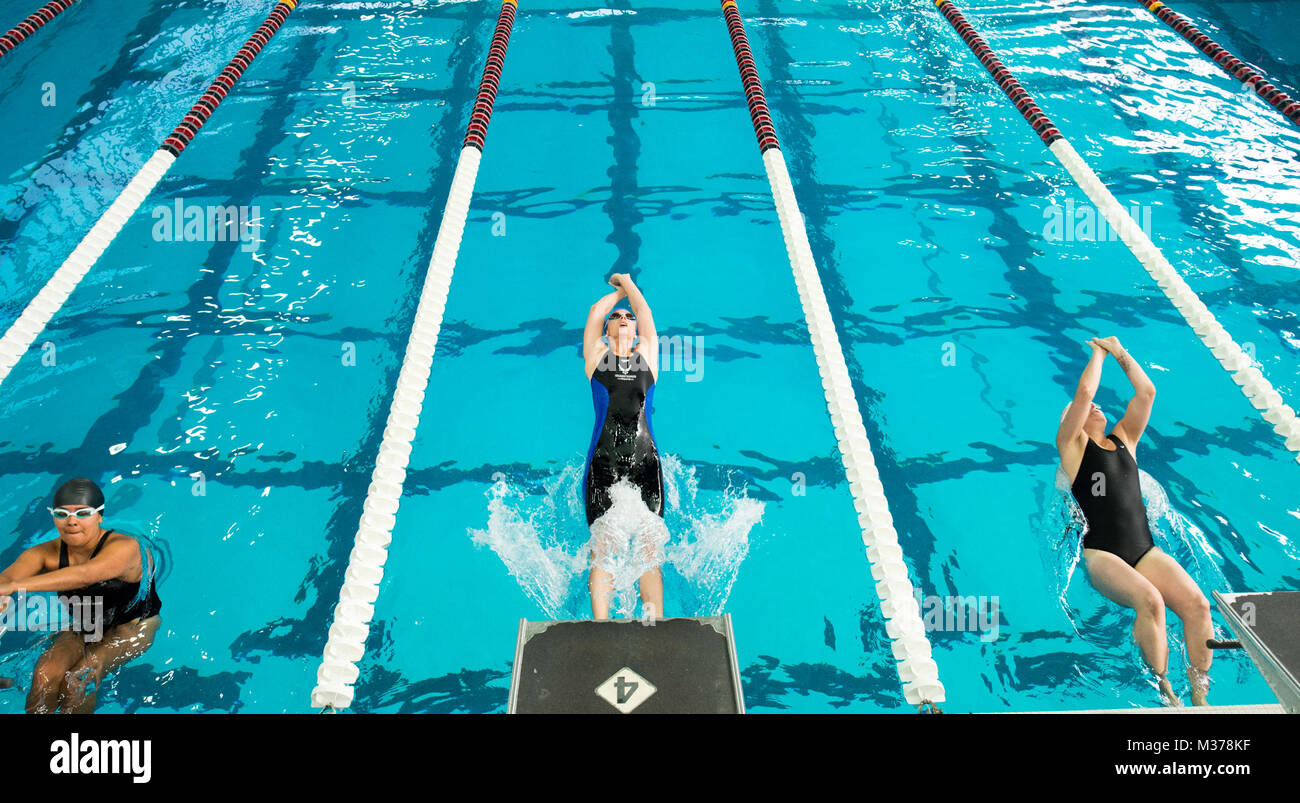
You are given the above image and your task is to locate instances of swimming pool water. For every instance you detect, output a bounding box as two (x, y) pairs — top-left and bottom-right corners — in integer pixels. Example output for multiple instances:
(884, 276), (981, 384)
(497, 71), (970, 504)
(0, 0), (1297, 713)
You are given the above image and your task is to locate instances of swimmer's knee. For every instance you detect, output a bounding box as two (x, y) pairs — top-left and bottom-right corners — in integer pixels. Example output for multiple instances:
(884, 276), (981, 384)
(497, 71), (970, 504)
(1134, 589), (1164, 621)
(1192, 593), (1210, 620)
(1174, 593), (1211, 626)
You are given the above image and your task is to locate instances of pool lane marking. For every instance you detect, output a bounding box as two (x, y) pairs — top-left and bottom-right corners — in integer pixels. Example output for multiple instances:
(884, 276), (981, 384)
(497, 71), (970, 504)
(933, 0), (1300, 465)
(1137, 0), (1300, 128)
(0, 0), (83, 59)
(0, 1), (302, 389)
(310, 0), (519, 713)
(721, 1), (946, 708)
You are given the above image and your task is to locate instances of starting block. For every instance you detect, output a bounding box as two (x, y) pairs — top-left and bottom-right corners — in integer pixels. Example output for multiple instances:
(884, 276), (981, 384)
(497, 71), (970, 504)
(507, 615), (745, 714)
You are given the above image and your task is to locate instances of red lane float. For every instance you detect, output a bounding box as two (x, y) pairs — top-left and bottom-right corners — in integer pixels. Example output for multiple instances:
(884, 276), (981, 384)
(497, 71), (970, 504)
(1139, 0), (1300, 128)
(0, 0), (83, 58)
(463, 0), (516, 149)
(162, 0), (300, 155)
(934, 0), (1061, 145)
(720, 0), (779, 151)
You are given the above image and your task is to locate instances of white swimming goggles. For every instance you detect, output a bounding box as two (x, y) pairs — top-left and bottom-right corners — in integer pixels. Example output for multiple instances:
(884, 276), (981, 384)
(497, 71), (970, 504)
(48, 505), (104, 520)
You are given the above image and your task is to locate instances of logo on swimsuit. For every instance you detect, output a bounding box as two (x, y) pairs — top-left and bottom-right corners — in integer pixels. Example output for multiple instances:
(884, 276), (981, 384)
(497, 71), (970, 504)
(49, 733), (151, 784)
(912, 590), (1000, 643)
(0, 591), (104, 643)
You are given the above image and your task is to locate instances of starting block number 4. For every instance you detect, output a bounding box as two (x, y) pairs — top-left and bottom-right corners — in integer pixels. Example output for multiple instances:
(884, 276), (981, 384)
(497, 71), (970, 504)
(595, 667), (657, 713)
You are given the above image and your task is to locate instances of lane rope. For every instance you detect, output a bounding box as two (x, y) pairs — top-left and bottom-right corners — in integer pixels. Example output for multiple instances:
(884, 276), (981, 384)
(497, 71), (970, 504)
(1138, 0), (1300, 128)
(0, 0), (301, 389)
(720, 0), (946, 707)
(0, 0), (83, 59)
(933, 0), (1300, 463)
(309, 0), (518, 712)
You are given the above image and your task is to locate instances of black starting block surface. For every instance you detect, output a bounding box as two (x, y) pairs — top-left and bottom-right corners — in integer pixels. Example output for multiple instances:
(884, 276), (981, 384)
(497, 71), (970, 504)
(508, 615), (744, 714)
(1214, 591), (1300, 714)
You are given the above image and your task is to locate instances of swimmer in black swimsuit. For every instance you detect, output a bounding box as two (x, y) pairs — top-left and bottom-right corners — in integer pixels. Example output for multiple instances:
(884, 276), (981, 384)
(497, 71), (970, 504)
(0, 478), (162, 713)
(582, 273), (666, 620)
(1057, 337), (1212, 706)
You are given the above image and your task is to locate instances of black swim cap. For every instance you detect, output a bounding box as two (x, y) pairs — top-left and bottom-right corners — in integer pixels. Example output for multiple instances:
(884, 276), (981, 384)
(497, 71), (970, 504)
(52, 478), (105, 511)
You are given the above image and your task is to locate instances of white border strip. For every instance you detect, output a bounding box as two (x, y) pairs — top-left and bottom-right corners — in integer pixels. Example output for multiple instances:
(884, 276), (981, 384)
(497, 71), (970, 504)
(310, 145), (482, 710)
(762, 148), (945, 705)
(1049, 139), (1300, 463)
(0, 149), (177, 386)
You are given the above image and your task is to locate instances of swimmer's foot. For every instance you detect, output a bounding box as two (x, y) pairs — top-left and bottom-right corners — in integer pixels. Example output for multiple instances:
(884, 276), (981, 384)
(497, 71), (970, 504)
(1157, 675), (1183, 707)
(1188, 667), (1210, 706)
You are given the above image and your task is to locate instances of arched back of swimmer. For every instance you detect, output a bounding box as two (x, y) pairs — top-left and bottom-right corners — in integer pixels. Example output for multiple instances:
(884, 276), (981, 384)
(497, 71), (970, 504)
(1056, 337), (1212, 706)
(0, 478), (162, 714)
(582, 273), (665, 621)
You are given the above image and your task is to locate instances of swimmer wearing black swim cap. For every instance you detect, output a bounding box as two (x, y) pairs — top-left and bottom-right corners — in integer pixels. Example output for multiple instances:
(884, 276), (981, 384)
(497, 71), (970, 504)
(0, 478), (162, 713)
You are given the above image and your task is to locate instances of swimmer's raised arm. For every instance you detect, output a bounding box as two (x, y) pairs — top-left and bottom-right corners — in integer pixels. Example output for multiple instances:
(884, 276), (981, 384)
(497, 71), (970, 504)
(1098, 336), (1156, 447)
(584, 285), (626, 364)
(1057, 340), (1107, 451)
(609, 274), (656, 343)
(609, 274), (657, 375)
(0, 538), (136, 596)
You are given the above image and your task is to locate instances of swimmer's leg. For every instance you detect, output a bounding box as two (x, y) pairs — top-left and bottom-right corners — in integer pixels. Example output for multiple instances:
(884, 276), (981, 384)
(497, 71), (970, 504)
(1136, 548), (1213, 705)
(1083, 548), (1180, 705)
(636, 525), (666, 619)
(588, 528), (614, 621)
(638, 569), (663, 620)
(27, 631), (85, 714)
(589, 564), (614, 620)
(62, 616), (160, 714)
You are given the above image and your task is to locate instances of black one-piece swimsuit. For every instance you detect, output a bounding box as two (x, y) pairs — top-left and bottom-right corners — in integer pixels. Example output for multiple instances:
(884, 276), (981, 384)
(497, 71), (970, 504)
(1069, 433), (1156, 568)
(60, 530), (162, 633)
(583, 349), (664, 527)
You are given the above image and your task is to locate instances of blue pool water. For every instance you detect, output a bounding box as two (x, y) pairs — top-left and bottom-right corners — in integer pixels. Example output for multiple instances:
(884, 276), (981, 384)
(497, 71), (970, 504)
(0, 0), (1296, 713)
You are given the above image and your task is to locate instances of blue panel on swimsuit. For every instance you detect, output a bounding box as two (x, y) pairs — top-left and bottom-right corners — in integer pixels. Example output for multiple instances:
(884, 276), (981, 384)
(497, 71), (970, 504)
(583, 377), (610, 497)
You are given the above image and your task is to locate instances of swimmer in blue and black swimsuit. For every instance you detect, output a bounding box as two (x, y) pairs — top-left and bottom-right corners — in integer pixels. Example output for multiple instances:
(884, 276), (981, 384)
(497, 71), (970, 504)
(1057, 337), (1212, 706)
(582, 273), (667, 620)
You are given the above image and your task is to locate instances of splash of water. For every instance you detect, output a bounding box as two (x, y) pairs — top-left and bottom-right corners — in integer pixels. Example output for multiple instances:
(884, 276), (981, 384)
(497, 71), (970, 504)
(664, 456), (766, 617)
(468, 454), (764, 620)
(467, 463), (590, 618)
